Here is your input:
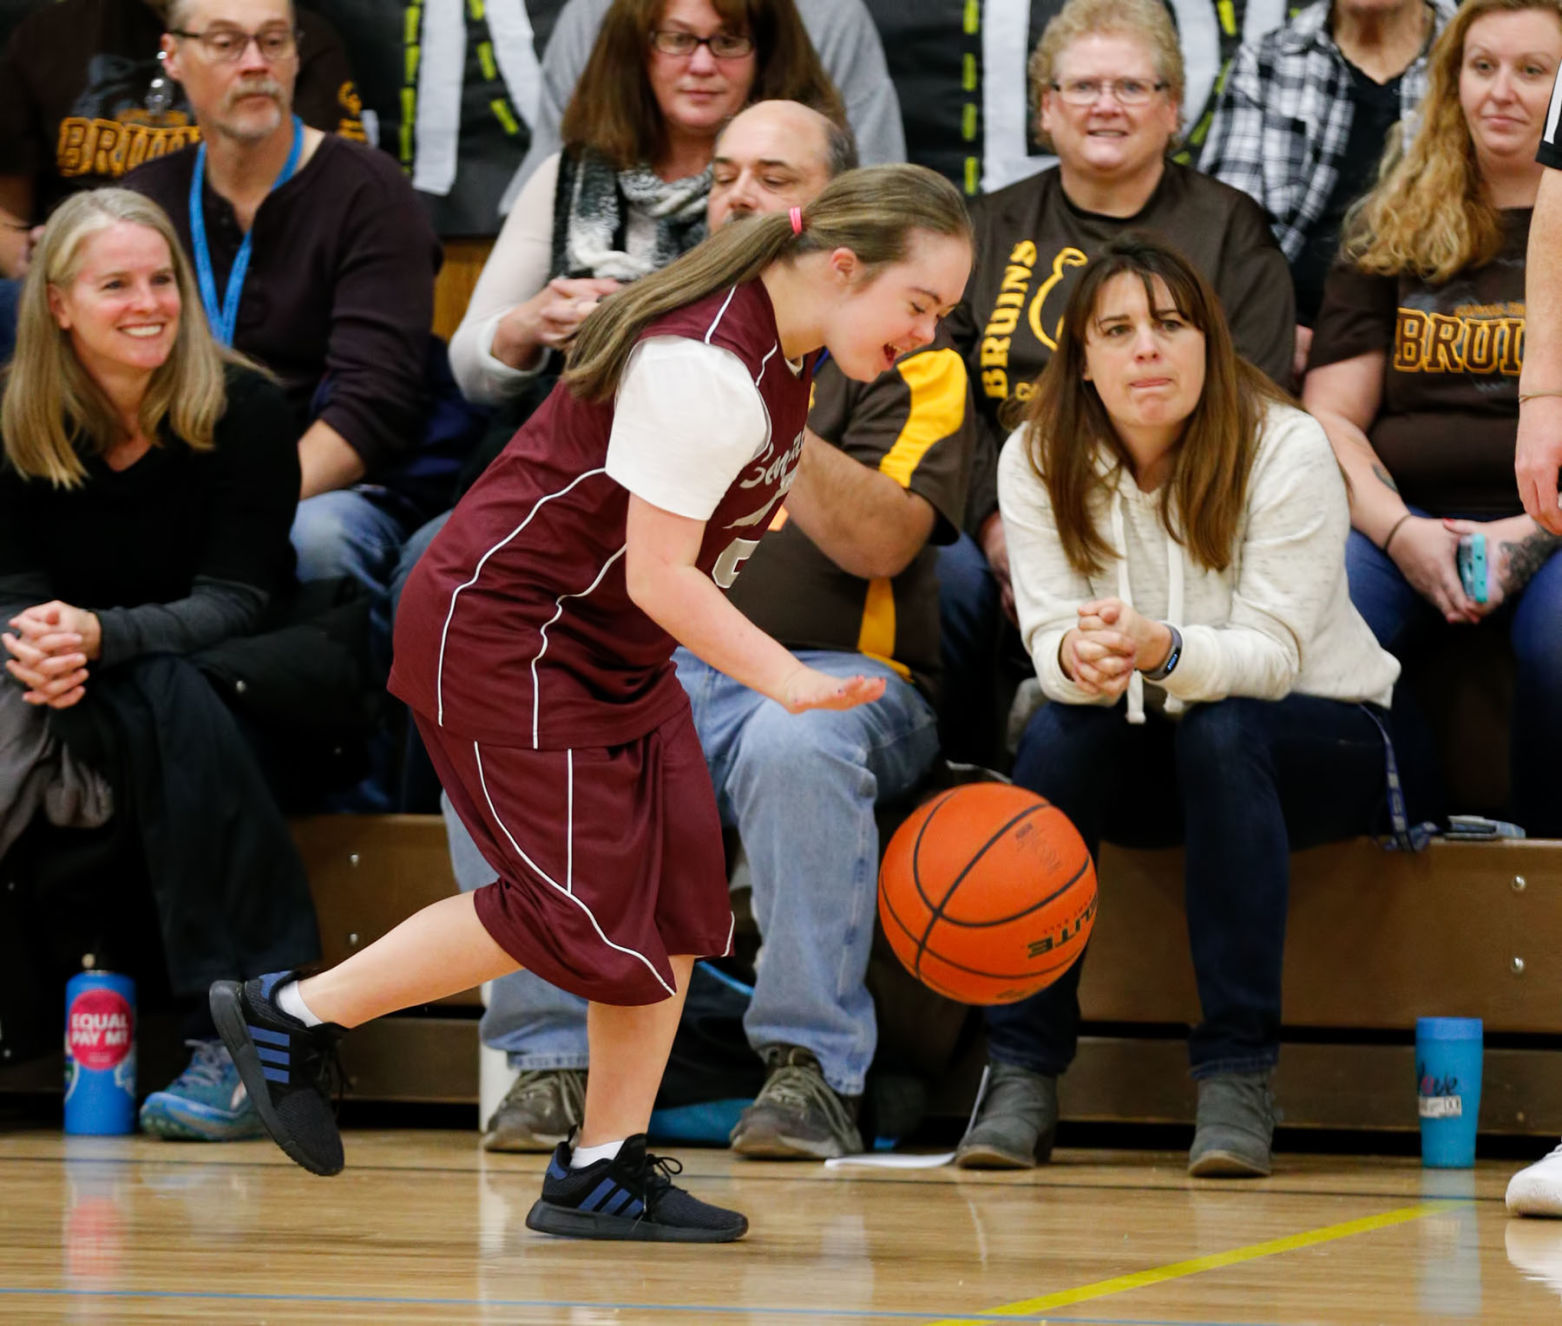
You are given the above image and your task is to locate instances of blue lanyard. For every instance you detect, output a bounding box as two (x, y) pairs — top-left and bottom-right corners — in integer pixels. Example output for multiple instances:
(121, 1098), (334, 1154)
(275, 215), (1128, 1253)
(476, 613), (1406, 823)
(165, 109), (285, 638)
(189, 115), (304, 346)
(1358, 703), (1436, 852)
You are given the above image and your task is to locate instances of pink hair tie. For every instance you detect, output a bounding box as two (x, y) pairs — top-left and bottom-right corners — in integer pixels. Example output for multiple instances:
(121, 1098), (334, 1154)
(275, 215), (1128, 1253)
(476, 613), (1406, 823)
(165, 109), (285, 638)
(788, 206), (804, 235)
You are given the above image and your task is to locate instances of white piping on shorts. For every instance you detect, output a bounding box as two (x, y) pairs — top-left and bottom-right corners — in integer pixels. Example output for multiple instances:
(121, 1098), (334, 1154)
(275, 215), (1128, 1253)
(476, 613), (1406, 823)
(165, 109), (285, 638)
(530, 545), (627, 749)
(473, 740), (676, 999)
(434, 467), (607, 726)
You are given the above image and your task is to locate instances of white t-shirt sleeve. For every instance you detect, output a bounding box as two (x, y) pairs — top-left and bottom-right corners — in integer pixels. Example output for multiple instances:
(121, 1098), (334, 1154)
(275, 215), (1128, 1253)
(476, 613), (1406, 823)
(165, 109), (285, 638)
(606, 337), (770, 520)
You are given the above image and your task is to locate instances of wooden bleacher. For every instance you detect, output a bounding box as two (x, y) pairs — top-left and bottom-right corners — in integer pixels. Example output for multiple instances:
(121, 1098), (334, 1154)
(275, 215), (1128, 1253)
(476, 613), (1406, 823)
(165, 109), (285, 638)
(288, 814), (1562, 1138)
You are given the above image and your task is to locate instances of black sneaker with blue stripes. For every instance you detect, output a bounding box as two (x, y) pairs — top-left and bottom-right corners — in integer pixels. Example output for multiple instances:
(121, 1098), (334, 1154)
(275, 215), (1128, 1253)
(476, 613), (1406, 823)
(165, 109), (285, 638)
(209, 971), (346, 1177)
(525, 1134), (748, 1242)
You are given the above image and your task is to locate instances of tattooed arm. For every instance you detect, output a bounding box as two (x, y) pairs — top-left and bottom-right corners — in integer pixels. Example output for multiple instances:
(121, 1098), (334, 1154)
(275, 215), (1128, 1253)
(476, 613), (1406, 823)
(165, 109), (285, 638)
(1443, 514), (1562, 616)
(1302, 351), (1407, 544)
(1305, 353), (1479, 622)
(1495, 520), (1561, 602)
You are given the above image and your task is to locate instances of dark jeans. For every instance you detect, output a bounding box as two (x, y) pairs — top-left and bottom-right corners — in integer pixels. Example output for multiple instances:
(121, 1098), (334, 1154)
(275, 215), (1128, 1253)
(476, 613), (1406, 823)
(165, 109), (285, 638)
(935, 530), (1029, 769)
(986, 694), (1388, 1079)
(1346, 526), (1562, 836)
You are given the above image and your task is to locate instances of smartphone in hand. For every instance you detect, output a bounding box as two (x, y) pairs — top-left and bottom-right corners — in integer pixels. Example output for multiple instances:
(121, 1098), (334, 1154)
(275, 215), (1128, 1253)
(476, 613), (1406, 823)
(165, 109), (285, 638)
(1456, 532), (1488, 604)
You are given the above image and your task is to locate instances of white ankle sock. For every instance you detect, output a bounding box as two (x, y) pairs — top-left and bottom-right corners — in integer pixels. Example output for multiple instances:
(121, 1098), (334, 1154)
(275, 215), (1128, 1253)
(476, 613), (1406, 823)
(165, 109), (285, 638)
(276, 979), (323, 1028)
(570, 1138), (624, 1169)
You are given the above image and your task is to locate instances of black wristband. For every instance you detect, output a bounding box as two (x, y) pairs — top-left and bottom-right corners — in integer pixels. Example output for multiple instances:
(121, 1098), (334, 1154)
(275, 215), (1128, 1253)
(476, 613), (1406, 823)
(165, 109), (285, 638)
(1140, 623), (1182, 681)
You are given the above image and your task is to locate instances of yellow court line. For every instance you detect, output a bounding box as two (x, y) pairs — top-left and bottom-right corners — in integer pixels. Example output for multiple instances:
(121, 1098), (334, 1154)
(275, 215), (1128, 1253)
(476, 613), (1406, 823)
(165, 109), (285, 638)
(929, 1200), (1465, 1323)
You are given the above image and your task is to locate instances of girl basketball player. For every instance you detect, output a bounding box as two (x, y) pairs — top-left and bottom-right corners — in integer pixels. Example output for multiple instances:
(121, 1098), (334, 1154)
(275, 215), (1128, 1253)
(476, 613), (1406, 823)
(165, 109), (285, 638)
(211, 163), (972, 1243)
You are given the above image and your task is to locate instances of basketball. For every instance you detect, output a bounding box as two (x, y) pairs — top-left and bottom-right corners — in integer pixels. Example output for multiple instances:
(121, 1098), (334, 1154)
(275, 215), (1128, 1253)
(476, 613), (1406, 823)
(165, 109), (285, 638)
(877, 783), (1097, 1005)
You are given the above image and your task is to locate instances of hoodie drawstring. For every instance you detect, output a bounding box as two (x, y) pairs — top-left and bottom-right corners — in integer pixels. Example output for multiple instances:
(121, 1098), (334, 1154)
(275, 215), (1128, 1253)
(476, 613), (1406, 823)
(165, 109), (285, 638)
(1110, 489), (1185, 724)
(1109, 493), (1145, 724)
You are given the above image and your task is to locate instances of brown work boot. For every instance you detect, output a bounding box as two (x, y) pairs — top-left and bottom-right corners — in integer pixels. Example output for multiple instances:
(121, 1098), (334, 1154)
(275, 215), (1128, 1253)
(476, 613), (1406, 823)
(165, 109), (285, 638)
(482, 1068), (586, 1153)
(729, 1046), (862, 1159)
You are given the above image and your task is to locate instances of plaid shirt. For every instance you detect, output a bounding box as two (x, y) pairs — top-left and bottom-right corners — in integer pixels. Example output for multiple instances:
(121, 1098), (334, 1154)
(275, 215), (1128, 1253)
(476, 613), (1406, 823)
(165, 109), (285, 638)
(1199, 0), (1454, 262)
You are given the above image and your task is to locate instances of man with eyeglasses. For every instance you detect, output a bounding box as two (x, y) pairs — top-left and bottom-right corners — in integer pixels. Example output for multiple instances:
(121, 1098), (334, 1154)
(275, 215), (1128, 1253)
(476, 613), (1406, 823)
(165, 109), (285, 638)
(1201, 0), (1455, 376)
(0, 0), (362, 279)
(498, 0), (903, 212)
(122, 0), (442, 720)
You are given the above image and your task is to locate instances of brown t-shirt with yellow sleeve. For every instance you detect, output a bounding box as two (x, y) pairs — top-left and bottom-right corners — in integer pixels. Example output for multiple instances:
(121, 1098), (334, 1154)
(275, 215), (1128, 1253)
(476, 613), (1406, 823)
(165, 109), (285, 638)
(726, 336), (975, 703)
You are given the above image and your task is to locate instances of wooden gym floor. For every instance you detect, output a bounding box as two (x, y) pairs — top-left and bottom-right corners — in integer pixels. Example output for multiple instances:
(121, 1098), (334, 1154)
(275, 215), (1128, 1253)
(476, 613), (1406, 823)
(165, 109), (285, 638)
(3, 1128), (1562, 1323)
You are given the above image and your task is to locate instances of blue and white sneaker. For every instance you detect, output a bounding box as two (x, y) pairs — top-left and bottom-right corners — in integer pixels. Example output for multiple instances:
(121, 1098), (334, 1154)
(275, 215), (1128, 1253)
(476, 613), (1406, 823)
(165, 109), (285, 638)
(139, 1040), (265, 1141)
(209, 971), (346, 1176)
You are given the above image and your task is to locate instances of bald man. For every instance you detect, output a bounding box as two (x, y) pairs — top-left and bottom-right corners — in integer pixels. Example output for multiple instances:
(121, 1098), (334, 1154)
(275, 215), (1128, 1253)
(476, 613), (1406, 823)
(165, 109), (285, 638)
(706, 99), (855, 227)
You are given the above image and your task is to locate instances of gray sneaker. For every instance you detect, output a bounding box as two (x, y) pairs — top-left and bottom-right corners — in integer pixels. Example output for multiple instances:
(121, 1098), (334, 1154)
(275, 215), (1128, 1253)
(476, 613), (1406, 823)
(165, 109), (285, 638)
(1187, 1070), (1275, 1178)
(729, 1046), (863, 1160)
(955, 1062), (1058, 1169)
(482, 1068), (586, 1153)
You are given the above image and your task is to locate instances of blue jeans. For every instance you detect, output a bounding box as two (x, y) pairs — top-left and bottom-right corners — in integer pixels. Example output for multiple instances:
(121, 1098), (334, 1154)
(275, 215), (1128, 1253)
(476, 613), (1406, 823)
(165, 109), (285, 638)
(463, 648), (942, 1096)
(986, 695), (1389, 1079)
(392, 512), (454, 811)
(292, 487), (418, 672)
(389, 509), (450, 621)
(1346, 526), (1562, 836)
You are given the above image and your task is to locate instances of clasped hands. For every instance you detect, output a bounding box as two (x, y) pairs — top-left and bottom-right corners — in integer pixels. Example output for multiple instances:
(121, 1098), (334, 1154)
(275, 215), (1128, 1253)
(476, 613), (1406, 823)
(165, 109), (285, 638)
(3, 601), (100, 709)
(1058, 598), (1174, 699)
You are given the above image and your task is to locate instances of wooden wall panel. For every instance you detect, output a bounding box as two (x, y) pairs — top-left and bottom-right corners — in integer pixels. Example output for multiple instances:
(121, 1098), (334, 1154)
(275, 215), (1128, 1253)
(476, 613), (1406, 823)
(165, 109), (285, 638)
(292, 818), (1562, 1029)
(292, 815), (479, 1008)
(432, 238), (493, 342)
(1082, 841), (1562, 1033)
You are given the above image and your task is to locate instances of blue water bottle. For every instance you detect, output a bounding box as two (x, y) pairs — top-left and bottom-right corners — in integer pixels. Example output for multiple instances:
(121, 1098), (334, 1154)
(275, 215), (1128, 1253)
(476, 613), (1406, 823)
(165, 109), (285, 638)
(64, 965), (137, 1135)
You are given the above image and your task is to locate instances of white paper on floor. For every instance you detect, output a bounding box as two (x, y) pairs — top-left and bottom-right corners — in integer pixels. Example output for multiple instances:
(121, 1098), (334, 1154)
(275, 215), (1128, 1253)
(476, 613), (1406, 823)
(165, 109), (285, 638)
(823, 1065), (995, 1171)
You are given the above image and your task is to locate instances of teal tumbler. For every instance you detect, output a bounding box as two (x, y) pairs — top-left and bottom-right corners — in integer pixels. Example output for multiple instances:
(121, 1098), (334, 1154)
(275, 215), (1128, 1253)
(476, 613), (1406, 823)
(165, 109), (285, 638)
(1416, 1017), (1482, 1168)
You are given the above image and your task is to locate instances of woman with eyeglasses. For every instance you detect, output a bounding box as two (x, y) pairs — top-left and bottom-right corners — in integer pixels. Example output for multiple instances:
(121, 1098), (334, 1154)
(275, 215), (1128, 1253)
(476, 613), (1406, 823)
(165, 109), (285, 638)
(448, 0), (843, 410)
(0, 0), (362, 280)
(937, 0), (1294, 770)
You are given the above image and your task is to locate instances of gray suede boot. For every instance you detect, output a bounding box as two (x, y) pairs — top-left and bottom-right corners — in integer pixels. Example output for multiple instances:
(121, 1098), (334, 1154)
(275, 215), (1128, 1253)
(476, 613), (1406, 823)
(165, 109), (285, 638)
(1187, 1070), (1276, 1178)
(954, 1063), (1059, 1169)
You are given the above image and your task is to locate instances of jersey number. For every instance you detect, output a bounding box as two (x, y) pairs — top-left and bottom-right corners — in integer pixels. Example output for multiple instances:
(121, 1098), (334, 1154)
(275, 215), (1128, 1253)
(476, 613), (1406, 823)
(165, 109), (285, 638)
(712, 538), (761, 589)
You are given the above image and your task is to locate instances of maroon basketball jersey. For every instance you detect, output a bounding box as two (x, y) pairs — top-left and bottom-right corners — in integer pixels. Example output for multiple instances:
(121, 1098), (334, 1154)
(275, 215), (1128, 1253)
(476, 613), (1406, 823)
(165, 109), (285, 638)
(390, 280), (813, 749)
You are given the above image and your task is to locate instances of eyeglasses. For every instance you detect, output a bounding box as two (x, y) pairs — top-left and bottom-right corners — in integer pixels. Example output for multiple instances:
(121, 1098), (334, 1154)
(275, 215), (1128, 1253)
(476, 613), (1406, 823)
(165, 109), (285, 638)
(170, 25), (301, 63)
(1050, 77), (1168, 107)
(649, 29), (755, 60)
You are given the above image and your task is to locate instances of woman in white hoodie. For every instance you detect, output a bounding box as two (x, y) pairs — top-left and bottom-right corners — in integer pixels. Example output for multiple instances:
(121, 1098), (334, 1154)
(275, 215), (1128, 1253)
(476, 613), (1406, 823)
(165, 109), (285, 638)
(957, 235), (1402, 1180)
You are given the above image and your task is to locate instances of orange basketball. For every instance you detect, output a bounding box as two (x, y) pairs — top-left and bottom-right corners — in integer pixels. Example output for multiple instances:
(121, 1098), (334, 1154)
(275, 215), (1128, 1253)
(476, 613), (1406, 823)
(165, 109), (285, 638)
(877, 783), (1097, 1005)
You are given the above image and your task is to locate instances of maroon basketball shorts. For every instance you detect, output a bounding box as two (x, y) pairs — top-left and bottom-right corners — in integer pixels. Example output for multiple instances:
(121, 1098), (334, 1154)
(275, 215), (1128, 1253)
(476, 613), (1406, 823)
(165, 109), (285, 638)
(414, 707), (732, 1005)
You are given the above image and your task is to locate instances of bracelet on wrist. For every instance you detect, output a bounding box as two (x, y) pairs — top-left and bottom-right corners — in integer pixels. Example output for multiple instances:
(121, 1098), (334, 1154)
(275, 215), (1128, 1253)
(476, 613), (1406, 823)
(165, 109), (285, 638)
(1140, 623), (1182, 682)
(1381, 512), (1412, 556)
(1519, 388), (1562, 404)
